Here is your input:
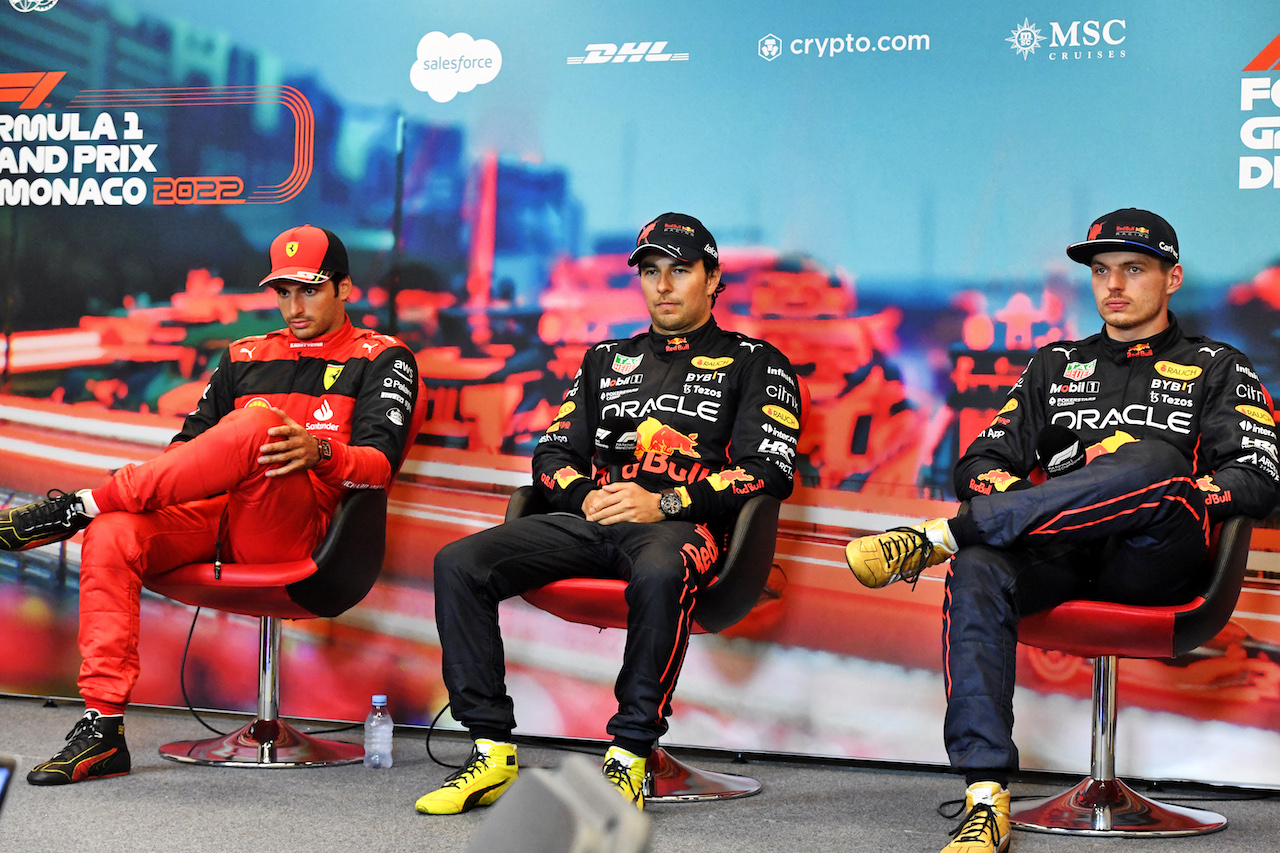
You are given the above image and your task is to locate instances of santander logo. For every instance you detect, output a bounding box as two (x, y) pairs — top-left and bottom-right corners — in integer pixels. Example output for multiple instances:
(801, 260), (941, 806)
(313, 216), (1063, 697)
(307, 399), (340, 432)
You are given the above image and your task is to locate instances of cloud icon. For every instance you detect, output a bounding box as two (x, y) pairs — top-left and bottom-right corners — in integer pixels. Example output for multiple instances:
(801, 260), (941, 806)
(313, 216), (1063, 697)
(409, 32), (503, 104)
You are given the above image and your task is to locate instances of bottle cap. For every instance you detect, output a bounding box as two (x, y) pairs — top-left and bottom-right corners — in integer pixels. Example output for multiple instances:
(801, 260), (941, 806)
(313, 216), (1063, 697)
(372, 694), (387, 705)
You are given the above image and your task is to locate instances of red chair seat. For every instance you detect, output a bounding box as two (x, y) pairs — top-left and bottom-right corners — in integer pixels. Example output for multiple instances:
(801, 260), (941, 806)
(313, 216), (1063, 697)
(521, 578), (712, 635)
(1018, 597), (1205, 660)
(145, 557), (322, 619)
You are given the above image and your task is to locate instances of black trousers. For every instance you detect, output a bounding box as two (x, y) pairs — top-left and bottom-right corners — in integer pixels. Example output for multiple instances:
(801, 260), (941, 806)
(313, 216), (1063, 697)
(943, 440), (1209, 773)
(434, 512), (719, 751)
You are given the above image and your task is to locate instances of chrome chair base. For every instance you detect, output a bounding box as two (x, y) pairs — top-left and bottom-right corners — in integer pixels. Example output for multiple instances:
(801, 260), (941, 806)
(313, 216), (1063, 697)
(159, 717), (363, 767)
(646, 747), (762, 802)
(1011, 777), (1227, 836)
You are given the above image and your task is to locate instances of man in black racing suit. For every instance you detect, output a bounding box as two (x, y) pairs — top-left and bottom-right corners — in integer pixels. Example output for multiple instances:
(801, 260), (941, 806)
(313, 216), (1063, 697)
(844, 209), (1279, 853)
(416, 212), (800, 815)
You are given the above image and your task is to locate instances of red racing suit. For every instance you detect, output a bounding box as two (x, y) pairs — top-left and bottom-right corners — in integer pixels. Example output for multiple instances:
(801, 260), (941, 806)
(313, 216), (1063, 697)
(78, 319), (418, 707)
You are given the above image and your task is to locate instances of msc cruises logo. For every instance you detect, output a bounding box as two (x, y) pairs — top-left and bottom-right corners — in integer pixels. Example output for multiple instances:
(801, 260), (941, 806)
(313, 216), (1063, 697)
(9, 0), (59, 12)
(1007, 19), (1046, 59)
(1006, 17), (1126, 61)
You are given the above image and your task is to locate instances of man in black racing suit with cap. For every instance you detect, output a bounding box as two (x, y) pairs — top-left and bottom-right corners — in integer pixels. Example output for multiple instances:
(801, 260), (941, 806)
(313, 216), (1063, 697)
(843, 208), (1280, 853)
(416, 212), (800, 815)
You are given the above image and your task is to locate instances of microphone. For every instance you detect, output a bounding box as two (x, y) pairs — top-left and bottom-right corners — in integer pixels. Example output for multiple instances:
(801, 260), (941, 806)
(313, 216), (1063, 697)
(1036, 424), (1086, 478)
(594, 417), (638, 484)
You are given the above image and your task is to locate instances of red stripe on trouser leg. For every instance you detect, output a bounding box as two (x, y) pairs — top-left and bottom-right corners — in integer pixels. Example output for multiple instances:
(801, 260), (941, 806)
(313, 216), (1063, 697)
(77, 407), (328, 705)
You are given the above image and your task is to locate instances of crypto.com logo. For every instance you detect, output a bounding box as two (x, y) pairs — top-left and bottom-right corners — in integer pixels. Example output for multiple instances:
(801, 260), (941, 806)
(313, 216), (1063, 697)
(9, 0), (59, 12)
(566, 42), (688, 64)
(759, 34), (782, 61)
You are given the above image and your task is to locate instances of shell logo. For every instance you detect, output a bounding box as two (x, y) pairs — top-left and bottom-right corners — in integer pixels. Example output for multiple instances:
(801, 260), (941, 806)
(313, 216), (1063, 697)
(244, 397), (272, 409)
(1155, 361), (1202, 381)
(1237, 404), (1276, 427)
(762, 404), (799, 429)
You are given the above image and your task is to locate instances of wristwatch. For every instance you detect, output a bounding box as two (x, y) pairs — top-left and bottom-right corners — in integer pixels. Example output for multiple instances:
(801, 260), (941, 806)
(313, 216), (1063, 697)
(316, 437), (332, 461)
(658, 489), (683, 518)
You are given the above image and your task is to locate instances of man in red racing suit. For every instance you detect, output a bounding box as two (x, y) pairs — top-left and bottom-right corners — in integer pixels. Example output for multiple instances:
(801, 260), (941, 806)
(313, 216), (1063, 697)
(1, 225), (419, 786)
(844, 209), (1279, 853)
(416, 212), (800, 814)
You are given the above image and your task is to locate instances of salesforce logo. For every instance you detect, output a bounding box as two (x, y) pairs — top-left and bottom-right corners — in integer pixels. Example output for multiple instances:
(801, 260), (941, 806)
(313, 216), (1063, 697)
(409, 32), (503, 103)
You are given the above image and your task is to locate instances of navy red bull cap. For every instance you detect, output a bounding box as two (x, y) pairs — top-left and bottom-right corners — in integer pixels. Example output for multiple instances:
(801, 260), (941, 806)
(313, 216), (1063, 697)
(1066, 208), (1179, 266)
(259, 225), (350, 286)
(628, 212), (720, 268)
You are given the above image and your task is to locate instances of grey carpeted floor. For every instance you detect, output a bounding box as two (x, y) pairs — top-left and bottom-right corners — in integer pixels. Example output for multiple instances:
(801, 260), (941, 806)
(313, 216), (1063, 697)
(0, 696), (1275, 853)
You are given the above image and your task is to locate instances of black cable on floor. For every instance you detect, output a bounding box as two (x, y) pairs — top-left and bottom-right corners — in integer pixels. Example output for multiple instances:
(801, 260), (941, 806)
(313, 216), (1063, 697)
(179, 606), (228, 736)
(425, 701), (464, 769)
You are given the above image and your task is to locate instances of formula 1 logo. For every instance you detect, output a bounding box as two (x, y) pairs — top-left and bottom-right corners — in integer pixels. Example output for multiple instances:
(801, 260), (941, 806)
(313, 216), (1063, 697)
(567, 42), (688, 65)
(0, 71), (64, 108)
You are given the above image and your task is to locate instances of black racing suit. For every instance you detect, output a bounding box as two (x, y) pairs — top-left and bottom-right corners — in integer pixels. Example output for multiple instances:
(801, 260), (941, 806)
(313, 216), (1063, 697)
(434, 317), (799, 751)
(943, 314), (1279, 775)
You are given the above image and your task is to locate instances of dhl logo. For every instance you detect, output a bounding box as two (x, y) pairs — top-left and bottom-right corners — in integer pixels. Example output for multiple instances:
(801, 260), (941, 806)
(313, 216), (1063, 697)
(0, 71), (65, 109)
(1154, 361), (1201, 381)
(636, 416), (699, 457)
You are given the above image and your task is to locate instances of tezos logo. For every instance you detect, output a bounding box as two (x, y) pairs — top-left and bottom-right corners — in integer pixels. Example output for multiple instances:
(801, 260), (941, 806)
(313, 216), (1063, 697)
(1006, 17), (1126, 61)
(567, 42), (688, 65)
(759, 34), (782, 62)
(9, 0), (59, 11)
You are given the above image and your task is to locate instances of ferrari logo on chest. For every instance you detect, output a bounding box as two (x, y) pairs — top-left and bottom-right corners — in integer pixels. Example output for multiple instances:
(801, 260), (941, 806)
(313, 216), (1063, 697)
(324, 364), (344, 389)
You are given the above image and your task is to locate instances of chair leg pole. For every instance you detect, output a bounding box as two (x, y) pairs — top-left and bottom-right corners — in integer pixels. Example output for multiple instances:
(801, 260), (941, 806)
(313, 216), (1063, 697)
(1090, 655), (1117, 783)
(258, 616), (280, 723)
(1011, 652), (1227, 835)
(158, 614), (364, 767)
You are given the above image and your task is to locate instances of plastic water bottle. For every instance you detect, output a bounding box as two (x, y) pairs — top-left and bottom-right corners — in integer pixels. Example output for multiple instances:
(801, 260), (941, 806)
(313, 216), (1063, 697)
(363, 694), (394, 768)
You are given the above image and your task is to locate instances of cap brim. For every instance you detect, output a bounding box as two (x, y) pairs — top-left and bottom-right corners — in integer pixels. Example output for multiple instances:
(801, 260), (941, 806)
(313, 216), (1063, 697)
(627, 243), (699, 266)
(258, 268), (335, 286)
(1066, 239), (1175, 265)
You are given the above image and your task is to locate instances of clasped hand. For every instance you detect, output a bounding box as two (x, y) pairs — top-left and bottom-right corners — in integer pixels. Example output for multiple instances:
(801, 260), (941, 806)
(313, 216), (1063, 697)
(582, 482), (663, 525)
(258, 406), (321, 477)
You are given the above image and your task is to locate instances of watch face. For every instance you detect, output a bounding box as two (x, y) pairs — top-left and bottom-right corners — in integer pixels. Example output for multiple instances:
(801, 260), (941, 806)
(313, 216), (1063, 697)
(660, 490), (682, 516)
(318, 438), (332, 460)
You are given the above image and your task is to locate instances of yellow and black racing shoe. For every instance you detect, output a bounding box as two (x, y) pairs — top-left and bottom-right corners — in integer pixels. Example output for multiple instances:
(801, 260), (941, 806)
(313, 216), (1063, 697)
(415, 739), (518, 814)
(601, 746), (647, 810)
(28, 711), (131, 785)
(0, 489), (91, 551)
